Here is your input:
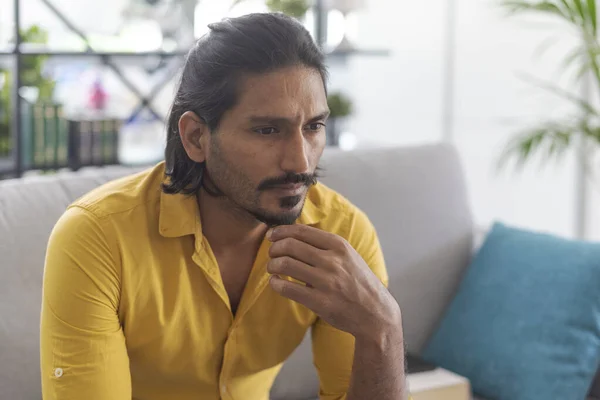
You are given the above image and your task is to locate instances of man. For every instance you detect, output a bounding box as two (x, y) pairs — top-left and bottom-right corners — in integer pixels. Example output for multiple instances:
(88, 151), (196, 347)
(40, 12), (408, 400)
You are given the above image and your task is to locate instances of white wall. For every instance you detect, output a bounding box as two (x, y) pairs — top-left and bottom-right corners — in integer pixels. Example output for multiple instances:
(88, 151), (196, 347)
(349, 0), (581, 238)
(452, 0), (580, 237)
(347, 0), (445, 147)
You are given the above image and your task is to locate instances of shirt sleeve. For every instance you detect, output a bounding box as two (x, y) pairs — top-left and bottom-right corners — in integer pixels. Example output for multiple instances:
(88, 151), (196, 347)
(40, 206), (131, 400)
(311, 208), (390, 400)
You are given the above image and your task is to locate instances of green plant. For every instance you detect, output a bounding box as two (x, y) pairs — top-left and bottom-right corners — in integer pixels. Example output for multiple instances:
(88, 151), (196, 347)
(328, 92), (353, 118)
(265, 0), (310, 18)
(0, 71), (10, 154)
(498, 0), (600, 170)
(325, 92), (353, 146)
(231, 0), (310, 19)
(0, 25), (55, 155)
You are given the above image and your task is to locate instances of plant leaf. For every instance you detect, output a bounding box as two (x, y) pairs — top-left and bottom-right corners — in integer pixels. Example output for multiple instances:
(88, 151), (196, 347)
(572, 0), (598, 35)
(573, 56), (595, 80)
(497, 121), (580, 170)
(561, 45), (586, 72)
(559, 0), (580, 22)
(585, 41), (600, 88)
(534, 35), (562, 59)
(229, 0), (246, 8)
(588, 0), (597, 34)
(500, 0), (574, 22)
(516, 72), (600, 115)
(585, 124), (600, 143)
(572, 0), (586, 20)
(559, 43), (600, 87)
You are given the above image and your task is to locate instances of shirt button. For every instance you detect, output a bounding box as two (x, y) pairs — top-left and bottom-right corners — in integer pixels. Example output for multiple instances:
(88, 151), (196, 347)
(54, 368), (63, 378)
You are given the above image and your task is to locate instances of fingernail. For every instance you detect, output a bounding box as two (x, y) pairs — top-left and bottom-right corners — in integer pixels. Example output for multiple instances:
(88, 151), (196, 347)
(266, 228), (274, 240)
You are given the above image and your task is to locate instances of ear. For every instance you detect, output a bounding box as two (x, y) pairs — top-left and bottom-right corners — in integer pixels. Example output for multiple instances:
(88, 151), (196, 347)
(178, 111), (209, 163)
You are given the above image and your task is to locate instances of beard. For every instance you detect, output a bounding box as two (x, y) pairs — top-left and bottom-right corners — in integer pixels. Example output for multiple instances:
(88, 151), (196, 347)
(201, 137), (319, 227)
(204, 172), (311, 227)
(247, 194), (305, 227)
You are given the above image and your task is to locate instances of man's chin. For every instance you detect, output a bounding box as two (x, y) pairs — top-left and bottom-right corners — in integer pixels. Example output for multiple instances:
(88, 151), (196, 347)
(250, 201), (305, 227)
(248, 192), (307, 226)
(252, 210), (301, 227)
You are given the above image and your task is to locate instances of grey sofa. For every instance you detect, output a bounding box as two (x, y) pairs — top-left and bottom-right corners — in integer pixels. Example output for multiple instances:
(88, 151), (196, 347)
(1, 143), (598, 399)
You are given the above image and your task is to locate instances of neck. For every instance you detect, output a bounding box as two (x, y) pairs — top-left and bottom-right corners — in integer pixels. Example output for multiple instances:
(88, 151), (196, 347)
(197, 189), (268, 251)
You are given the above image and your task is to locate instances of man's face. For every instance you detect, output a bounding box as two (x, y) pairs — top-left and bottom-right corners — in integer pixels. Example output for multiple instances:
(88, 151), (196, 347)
(203, 66), (329, 226)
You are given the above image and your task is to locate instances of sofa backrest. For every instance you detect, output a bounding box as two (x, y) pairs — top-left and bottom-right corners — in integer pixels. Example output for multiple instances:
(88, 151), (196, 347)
(270, 143), (475, 398)
(0, 166), (146, 399)
(0, 143), (475, 399)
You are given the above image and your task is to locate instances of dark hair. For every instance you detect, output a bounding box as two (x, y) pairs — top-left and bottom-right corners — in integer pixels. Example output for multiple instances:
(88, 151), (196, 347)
(162, 12), (328, 195)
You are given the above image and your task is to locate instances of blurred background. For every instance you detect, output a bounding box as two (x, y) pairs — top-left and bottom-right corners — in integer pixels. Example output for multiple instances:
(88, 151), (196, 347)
(1, 0), (599, 241)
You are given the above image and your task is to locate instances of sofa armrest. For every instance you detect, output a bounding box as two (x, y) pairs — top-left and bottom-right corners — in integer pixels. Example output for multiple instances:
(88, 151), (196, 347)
(471, 223), (491, 255)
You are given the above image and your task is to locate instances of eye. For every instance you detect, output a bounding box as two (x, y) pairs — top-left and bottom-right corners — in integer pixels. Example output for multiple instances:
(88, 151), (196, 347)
(254, 127), (279, 135)
(306, 122), (325, 132)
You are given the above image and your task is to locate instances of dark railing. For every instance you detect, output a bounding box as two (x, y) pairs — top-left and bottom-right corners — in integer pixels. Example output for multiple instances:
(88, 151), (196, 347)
(0, 0), (196, 179)
(0, 0), (387, 180)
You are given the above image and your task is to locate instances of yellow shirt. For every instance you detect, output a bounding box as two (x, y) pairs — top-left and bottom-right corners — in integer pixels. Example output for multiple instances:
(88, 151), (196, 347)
(40, 162), (391, 400)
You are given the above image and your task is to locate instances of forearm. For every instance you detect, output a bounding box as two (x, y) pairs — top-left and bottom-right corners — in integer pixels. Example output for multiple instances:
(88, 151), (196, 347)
(346, 321), (408, 400)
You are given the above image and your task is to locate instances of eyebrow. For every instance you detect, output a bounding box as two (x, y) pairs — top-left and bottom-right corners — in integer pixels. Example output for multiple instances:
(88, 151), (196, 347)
(247, 111), (330, 125)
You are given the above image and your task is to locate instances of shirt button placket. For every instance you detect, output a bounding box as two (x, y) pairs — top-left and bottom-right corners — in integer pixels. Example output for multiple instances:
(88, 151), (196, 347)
(220, 325), (234, 399)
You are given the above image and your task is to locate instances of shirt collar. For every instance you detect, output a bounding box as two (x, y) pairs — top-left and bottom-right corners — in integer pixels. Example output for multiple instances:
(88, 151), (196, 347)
(159, 182), (325, 238)
(159, 190), (199, 238)
(295, 184), (326, 226)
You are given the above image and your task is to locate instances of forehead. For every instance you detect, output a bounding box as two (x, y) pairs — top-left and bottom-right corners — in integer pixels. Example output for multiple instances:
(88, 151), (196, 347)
(233, 66), (328, 118)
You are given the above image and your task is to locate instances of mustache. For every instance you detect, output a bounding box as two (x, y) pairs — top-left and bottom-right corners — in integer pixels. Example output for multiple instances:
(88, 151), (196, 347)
(258, 167), (322, 191)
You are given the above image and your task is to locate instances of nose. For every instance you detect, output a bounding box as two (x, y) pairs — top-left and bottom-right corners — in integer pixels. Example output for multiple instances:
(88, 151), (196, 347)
(280, 130), (310, 174)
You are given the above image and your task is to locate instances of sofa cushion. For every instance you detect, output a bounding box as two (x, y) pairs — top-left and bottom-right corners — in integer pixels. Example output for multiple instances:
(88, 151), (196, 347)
(422, 222), (600, 400)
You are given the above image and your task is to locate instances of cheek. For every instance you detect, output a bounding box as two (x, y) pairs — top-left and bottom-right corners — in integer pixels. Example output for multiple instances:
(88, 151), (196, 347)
(214, 140), (267, 187)
(308, 136), (326, 167)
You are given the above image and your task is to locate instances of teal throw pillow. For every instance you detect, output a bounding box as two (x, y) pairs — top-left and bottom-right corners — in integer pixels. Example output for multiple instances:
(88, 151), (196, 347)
(422, 222), (600, 400)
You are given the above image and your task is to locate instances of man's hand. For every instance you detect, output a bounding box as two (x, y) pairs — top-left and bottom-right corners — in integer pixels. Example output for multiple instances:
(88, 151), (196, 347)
(266, 224), (401, 339)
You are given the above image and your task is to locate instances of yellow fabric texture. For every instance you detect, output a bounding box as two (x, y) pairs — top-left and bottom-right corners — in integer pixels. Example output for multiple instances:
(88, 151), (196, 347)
(40, 162), (394, 400)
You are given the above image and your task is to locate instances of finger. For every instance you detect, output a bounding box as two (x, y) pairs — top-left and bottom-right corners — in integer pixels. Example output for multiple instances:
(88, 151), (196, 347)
(269, 237), (324, 267)
(269, 275), (322, 311)
(267, 256), (325, 287)
(268, 224), (341, 250)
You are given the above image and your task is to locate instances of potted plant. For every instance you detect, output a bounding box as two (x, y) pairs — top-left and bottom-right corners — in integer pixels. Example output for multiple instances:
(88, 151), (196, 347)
(232, 0), (311, 19)
(0, 25), (55, 157)
(326, 91), (353, 146)
(497, 0), (599, 171)
(265, 0), (311, 18)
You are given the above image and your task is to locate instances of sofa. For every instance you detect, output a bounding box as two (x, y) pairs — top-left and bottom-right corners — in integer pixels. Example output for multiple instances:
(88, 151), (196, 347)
(1, 143), (598, 399)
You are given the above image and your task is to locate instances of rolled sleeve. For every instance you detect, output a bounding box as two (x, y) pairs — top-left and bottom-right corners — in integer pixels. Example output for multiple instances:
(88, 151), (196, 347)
(40, 206), (131, 399)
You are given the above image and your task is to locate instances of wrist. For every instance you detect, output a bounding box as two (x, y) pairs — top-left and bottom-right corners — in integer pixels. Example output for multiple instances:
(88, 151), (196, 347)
(355, 308), (404, 350)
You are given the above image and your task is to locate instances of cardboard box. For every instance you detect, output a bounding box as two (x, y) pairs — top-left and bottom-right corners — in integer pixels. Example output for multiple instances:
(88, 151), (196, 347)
(408, 368), (471, 400)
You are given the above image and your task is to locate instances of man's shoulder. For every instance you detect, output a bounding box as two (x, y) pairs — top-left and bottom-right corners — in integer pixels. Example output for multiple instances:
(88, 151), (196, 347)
(306, 182), (371, 236)
(69, 162), (165, 219)
(308, 182), (357, 213)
